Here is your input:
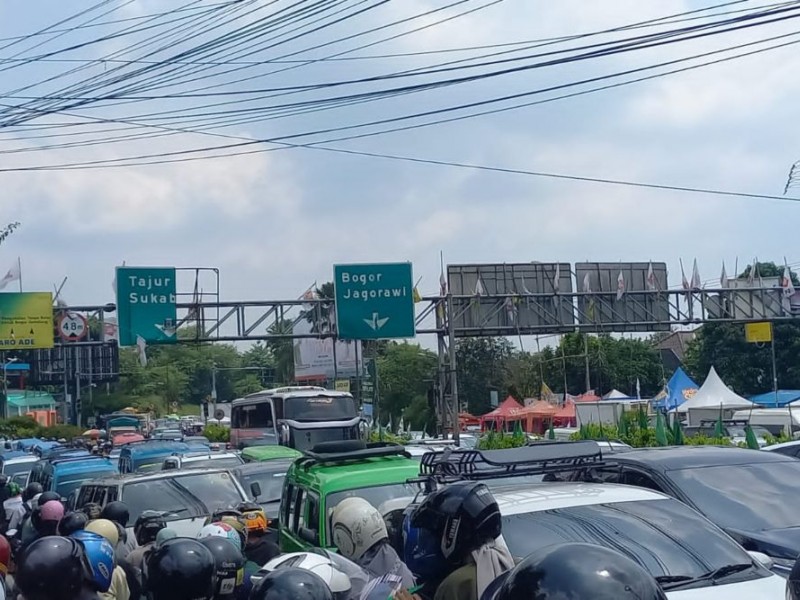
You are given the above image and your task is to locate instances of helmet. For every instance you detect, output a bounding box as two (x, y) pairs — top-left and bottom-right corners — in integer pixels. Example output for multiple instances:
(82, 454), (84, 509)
(32, 500), (65, 535)
(86, 519), (119, 547)
(410, 481), (501, 563)
(250, 568), (334, 600)
(156, 528), (177, 546)
(238, 502), (268, 536)
(789, 556), (800, 600)
(198, 536), (246, 599)
(494, 543), (667, 600)
(7, 482), (21, 497)
(217, 516), (247, 548)
(59, 511), (89, 536)
(402, 507), (448, 580)
(82, 502), (102, 520)
(16, 536), (85, 600)
(331, 497), (388, 561)
(38, 491), (61, 505)
(261, 553), (351, 600)
(22, 482), (43, 502)
(143, 538), (216, 600)
(71, 530), (115, 593)
(197, 522), (242, 552)
(135, 511), (167, 546)
(0, 535), (10, 577)
(101, 501), (130, 527)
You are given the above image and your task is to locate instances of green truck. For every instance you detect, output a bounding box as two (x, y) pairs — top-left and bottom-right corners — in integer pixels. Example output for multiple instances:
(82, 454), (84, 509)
(279, 442), (420, 552)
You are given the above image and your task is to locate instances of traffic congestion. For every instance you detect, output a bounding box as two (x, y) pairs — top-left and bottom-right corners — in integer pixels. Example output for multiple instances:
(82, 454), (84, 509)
(0, 386), (795, 600)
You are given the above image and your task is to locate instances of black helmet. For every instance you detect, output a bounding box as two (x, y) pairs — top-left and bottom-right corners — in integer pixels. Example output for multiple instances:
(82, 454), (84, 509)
(101, 501), (130, 527)
(16, 536), (85, 600)
(135, 511), (167, 546)
(250, 568), (334, 600)
(789, 557), (800, 600)
(23, 482), (43, 502)
(494, 543), (667, 600)
(82, 502), (102, 520)
(198, 536), (246, 599)
(143, 537), (216, 600)
(59, 511), (89, 536)
(38, 491), (61, 505)
(410, 481), (501, 563)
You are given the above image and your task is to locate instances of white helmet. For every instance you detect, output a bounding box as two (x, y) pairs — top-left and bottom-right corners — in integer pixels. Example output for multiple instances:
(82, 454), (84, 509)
(258, 553), (351, 599)
(331, 497), (388, 561)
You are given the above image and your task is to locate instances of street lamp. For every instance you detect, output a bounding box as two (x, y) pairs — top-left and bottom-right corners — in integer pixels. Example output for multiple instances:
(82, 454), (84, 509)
(2, 358), (18, 420)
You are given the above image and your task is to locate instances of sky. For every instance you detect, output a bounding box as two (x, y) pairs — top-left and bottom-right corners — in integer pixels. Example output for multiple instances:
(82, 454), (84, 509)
(1, 0), (799, 344)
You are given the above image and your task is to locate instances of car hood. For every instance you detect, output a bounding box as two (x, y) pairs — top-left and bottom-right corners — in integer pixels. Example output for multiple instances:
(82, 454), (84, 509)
(726, 527), (800, 560)
(667, 572), (784, 600)
(126, 516), (209, 540)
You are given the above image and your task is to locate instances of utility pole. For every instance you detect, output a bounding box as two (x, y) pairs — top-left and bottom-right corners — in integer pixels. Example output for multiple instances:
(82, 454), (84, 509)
(211, 364), (218, 418)
(584, 333), (591, 393)
(446, 293), (459, 445)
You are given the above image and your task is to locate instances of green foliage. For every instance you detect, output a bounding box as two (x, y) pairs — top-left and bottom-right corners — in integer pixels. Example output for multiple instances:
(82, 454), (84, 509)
(456, 338), (514, 415)
(41, 424), (83, 440)
(377, 343), (437, 429)
(203, 424), (230, 443)
(367, 430), (410, 444)
(568, 412), (731, 448)
(477, 430), (527, 450)
(0, 417), (81, 440)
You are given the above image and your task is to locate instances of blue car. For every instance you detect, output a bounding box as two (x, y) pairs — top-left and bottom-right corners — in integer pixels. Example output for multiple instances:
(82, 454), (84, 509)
(29, 455), (117, 499)
(118, 440), (191, 474)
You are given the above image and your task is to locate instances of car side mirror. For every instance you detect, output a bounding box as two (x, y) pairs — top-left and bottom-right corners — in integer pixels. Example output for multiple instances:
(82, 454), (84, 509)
(747, 550), (774, 570)
(250, 482), (261, 499)
(298, 527), (319, 546)
(163, 457), (180, 471)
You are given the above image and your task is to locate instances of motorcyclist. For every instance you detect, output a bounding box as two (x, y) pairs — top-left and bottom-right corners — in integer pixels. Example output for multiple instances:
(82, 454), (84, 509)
(23, 499), (65, 549)
(0, 535), (10, 600)
(84, 519), (131, 600)
(406, 482), (513, 600)
(9, 483), (42, 532)
(331, 497), (415, 588)
(70, 531), (116, 600)
(487, 542), (668, 600)
(59, 511), (90, 536)
(15, 535), (100, 600)
(250, 568), (333, 600)
(197, 522), (242, 552)
(141, 538), (216, 600)
(3, 483), (22, 529)
(126, 511), (166, 575)
(237, 502), (279, 566)
(100, 502), (137, 560)
(261, 552), (354, 600)
(197, 535), (246, 600)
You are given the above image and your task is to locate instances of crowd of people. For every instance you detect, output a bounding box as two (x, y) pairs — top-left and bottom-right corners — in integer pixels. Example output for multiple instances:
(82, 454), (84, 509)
(0, 475), (765, 600)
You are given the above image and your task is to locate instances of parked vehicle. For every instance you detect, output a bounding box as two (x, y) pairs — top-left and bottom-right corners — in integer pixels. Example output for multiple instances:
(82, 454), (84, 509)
(162, 452), (244, 471)
(1, 455), (38, 486)
(29, 455), (117, 499)
(118, 440), (191, 473)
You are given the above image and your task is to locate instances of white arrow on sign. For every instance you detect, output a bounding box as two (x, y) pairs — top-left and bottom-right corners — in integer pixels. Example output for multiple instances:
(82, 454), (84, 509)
(363, 313), (390, 331)
(154, 323), (177, 338)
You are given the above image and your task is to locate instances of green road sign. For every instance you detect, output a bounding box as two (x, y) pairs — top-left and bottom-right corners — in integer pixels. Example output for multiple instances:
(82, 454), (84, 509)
(116, 266), (177, 346)
(334, 262), (415, 340)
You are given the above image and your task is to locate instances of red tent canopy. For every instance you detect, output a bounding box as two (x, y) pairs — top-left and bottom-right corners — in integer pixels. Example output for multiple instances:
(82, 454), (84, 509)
(553, 400), (577, 427)
(521, 400), (558, 434)
(572, 391), (601, 403)
(480, 396), (524, 430)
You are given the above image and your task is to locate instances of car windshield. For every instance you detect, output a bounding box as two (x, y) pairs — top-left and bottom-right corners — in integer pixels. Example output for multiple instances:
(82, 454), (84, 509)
(502, 498), (756, 581)
(3, 461), (33, 480)
(235, 468), (287, 503)
(667, 461), (800, 530)
(326, 482), (421, 514)
(57, 471), (111, 499)
(284, 396), (356, 422)
(122, 472), (244, 523)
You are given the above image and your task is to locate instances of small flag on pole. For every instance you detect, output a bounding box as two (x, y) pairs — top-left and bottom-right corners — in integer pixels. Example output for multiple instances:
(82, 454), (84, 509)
(680, 259), (690, 291)
(616, 270), (625, 301)
(720, 262), (729, 289)
(0, 259), (21, 291)
(646, 262), (657, 291)
(553, 263), (560, 293)
(782, 262), (795, 298)
(582, 273), (592, 294)
(412, 287), (422, 303)
(136, 335), (148, 367)
(474, 277), (485, 296)
(636, 378), (641, 400)
(691, 259), (702, 291)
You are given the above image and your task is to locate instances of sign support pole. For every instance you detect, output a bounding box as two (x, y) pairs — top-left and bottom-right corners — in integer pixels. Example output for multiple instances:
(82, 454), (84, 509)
(771, 322), (779, 406)
(447, 293), (459, 445)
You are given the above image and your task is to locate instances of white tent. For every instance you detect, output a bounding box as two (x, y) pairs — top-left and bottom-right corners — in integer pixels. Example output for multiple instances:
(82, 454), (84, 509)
(674, 367), (754, 425)
(603, 389), (629, 400)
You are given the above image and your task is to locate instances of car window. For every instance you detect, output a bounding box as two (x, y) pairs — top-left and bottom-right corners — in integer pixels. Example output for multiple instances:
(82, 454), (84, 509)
(325, 482), (421, 515)
(307, 493), (320, 534)
(622, 469), (663, 492)
(770, 446), (800, 458)
(667, 461), (800, 530)
(295, 488), (306, 531)
(283, 484), (295, 528)
(235, 469), (286, 503)
(502, 498), (758, 581)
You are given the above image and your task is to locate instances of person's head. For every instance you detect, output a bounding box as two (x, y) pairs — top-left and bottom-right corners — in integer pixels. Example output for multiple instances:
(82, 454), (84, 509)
(237, 502), (268, 541)
(263, 553), (351, 600)
(493, 543), (667, 600)
(197, 522), (242, 552)
(7, 482), (21, 498)
(331, 497), (389, 561)
(85, 518), (119, 547)
(70, 530), (115, 594)
(100, 501), (130, 528)
(59, 511), (89, 536)
(206, 510), (248, 549)
(143, 538), (216, 600)
(33, 500), (65, 536)
(22, 482), (43, 503)
(38, 491), (61, 505)
(198, 536), (246, 600)
(250, 568), (334, 600)
(0, 534), (10, 580)
(155, 528), (177, 547)
(135, 511), (167, 546)
(16, 536), (87, 600)
(410, 481), (501, 566)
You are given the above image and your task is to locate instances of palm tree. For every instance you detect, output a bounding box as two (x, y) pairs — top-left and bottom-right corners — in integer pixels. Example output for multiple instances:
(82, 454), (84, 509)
(302, 282), (335, 334)
(267, 319), (295, 384)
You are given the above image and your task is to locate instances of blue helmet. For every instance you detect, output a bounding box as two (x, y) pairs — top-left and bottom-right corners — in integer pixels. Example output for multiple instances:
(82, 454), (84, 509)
(402, 505), (447, 580)
(71, 530), (115, 593)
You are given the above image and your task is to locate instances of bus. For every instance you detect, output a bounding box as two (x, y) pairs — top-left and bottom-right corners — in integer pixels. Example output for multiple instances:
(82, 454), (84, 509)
(230, 386), (366, 451)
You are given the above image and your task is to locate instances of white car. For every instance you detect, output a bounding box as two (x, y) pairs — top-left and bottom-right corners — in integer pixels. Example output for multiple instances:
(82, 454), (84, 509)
(762, 439), (800, 458)
(2, 455), (38, 486)
(494, 482), (784, 599)
(162, 452), (244, 470)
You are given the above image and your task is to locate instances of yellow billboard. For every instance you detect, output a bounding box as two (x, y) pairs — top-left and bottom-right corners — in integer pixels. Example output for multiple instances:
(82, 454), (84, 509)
(0, 292), (54, 349)
(745, 321), (773, 344)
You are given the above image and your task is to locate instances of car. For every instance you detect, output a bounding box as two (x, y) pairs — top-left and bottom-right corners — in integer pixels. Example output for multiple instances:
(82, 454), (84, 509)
(118, 440), (191, 473)
(232, 459), (295, 521)
(75, 468), (250, 538)
(162, 452), (244, 471)
(279, 441), (420, 553)
(576, 446), (800, 574)
(241, 445), (302, 463)
(763, 440), (800, 458)
(29, 455), (117, 499)
(494, 482), (784, 599)
(1, 455), (38, 487)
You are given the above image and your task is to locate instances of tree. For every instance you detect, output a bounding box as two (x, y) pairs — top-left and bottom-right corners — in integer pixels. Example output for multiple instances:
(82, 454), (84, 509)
(377, 343), (437, 427)
(302, 282), (335, 334)
(267, 319), (295, 384)
(456, 337), (514, 415)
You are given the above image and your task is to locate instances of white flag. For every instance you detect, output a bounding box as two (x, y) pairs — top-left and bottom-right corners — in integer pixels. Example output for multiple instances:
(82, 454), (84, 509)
(553, 263), (560, 293)
(0, 260), (21, 291)
(747, 258), (757, 287)
(504, 297), (517, 323)
(691, 259), (702, 291)
(720, 262), (729, 289)
(112, 260), (126, 295)
(782, 264), (795, 298)
(646, 262), (657, 291)
(680, 260), (690, 291)
(439, 268), (447, 296)
(474, 277), (485, 296)
(582, 272), (592, 294)
(136, 335), (148, 367)
(616, 270), (625, 301)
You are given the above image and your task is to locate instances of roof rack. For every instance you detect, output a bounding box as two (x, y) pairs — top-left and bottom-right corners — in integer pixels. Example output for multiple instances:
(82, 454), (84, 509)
(298, 441), (410, 470)
(413, 441), (605, 485)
